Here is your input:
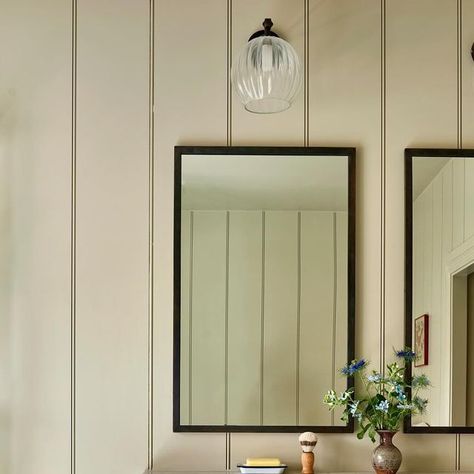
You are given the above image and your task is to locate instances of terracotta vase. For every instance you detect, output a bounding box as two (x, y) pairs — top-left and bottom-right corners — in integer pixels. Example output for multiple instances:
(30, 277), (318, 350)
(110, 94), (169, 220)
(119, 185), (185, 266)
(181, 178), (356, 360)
(372, 430), (402, 474)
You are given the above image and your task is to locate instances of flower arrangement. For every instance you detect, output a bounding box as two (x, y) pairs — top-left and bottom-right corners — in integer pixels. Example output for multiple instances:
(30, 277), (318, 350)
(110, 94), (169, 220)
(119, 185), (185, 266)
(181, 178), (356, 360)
(323, 348), (430, 442)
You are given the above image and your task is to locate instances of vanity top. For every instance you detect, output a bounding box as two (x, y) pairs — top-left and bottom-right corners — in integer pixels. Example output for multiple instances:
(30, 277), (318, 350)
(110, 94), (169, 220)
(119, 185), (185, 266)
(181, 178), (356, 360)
(144, 471), (474, 474)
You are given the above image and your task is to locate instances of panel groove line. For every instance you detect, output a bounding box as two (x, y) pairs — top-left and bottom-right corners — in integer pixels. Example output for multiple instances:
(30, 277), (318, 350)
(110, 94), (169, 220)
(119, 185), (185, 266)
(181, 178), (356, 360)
(457, 0), (463, 151)
(225, 211), (230, 426)
(226, 1), (233, 464)
(457, 0), (462, 468)
(226, 0), (233, 149)
(452, 163), (455, 249)
(147, 0), (156, 469)
(380, 0), (387, 374)
(304, 0), (309, 146)
(189, 211), (194, 424)
(296, 211), (301, 425)
(260, 211), (266, 426)
(70, 0), (78, 472)
(331, 212), (337, 426)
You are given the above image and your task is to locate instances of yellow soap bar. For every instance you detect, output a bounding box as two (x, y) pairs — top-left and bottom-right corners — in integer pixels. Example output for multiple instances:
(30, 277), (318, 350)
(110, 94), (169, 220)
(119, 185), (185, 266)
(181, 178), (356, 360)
(246, 458), (281, 466)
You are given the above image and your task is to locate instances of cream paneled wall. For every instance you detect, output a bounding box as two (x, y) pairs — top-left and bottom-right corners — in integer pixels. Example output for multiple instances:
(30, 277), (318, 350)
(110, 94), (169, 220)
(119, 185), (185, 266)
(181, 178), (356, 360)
(1, 1), (72, 474)
(75, 1), (149, 472)
(3, 1), (474, 473)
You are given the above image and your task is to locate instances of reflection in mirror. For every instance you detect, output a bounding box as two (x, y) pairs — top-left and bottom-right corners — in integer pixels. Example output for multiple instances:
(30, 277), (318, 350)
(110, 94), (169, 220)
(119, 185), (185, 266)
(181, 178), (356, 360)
(408, 150), (474, 431)
(174, 147), (355, 432)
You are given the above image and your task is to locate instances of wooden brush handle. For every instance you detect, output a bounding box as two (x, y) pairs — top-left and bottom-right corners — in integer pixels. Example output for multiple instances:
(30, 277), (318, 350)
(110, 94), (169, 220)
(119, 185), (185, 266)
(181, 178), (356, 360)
(301, 451), (314, 474)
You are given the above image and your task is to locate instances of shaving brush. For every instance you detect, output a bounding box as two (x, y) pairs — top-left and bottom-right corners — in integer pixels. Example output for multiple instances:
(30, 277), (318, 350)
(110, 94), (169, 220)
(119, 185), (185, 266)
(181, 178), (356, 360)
(299, 432), (318, 474)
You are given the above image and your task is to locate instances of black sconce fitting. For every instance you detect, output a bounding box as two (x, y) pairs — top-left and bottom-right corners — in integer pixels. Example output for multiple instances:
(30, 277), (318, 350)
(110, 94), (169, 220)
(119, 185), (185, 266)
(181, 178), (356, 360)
(248, 18), (280, 42)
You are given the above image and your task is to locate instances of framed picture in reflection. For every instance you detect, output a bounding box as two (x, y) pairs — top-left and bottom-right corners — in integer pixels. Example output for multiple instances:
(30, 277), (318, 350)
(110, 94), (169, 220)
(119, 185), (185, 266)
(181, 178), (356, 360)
(414, 314), (429, 367)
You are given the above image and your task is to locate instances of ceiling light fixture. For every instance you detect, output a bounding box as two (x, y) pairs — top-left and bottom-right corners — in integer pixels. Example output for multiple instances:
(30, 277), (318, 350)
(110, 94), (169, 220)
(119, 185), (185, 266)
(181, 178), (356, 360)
(231, 18), (302, 114)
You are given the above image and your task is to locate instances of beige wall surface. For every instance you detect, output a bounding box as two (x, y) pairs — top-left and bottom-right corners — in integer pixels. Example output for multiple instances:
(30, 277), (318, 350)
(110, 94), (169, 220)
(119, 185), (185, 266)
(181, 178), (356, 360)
(2, 1), (474, 473)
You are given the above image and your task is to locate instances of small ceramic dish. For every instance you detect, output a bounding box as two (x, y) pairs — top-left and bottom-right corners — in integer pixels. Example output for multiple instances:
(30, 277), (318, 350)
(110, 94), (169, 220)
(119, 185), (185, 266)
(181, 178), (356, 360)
(237, 464), (287, 474)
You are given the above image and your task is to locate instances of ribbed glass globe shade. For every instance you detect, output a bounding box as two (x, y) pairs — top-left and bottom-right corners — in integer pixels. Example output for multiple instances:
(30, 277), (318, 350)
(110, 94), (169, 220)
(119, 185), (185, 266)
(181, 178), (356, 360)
(231, 36), (302, 114)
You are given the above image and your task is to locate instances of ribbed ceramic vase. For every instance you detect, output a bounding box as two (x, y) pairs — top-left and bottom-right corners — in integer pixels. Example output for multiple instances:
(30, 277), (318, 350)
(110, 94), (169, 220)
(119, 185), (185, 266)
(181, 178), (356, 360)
(372, 430), (402, 474)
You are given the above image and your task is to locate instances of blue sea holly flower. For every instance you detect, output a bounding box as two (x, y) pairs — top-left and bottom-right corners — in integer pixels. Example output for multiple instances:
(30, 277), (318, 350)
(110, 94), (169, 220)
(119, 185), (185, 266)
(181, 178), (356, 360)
(412, 374), (431, 388)
(395, 348), (417, 362)
(368, 372), (382, 383)
(375, 400), (390, 413)
(393, 384), (407, 401)
(341, 359), (367, 376)
(413, 396), (429, 413)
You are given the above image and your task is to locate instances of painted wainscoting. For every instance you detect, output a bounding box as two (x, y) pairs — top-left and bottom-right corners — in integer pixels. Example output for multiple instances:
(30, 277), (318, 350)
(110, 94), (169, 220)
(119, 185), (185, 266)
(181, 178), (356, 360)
(3, 1), (474, 473)
(180, 210), (347, 427)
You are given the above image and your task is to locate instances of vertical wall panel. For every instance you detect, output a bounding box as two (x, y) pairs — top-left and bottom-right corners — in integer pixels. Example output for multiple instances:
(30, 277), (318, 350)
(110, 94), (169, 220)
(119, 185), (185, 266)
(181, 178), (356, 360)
(334, 212), (349, 426)
(412, 175), (443, 426)
(263, 211), (298, 425)
(439, 162), (453, 424)
(0, 1), (72, 473)
(153, 0), (228, 468)
(191, 212), (227, 425)
(307, 1), (382, 468)
(413, 199), (423, 318)
(430, 175), (443, 426)
(180, 212), (191, 424)
(75, 2), (149, 473)
(299, 212), (333, 426)
(0, 85), (9, 472)
(230, 0), (305, 462)
(465, 159), (474, 240)
(227, 211), (262, 425)
(452, 275), (468, 425)
(231, 0), (305, 145)
(417, 188), (431, 424)
(309, 0), (381, 365)
(443, 162), (454, 254)
(385, 0), (457, 468)
(423, 186), (433, 313)
(453, 158), (466, 248)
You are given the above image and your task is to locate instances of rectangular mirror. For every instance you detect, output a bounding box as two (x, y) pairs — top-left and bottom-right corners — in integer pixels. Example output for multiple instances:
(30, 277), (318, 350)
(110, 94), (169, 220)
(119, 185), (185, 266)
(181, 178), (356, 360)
(174, 146), (355, 432)
(406, 148), (474, 433)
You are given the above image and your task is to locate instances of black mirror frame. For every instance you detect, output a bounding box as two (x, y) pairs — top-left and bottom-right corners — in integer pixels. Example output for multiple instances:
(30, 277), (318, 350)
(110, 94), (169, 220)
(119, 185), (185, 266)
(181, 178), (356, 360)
(173, 145), (356, 433)
(404, 147), (474, 434)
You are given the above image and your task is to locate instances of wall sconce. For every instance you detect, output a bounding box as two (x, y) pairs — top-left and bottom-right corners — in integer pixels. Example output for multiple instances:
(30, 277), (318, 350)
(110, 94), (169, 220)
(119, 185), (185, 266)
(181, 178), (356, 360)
(231, 18), (302, 114)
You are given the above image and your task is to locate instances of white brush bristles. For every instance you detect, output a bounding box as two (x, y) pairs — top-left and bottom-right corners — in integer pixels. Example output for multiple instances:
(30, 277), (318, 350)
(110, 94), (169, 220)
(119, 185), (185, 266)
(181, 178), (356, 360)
(298, 432), (318, 452)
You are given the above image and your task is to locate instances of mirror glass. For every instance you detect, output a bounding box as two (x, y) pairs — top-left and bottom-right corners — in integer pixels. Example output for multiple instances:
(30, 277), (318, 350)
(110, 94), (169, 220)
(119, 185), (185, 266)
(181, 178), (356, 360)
(409, 151), (474, 429)
(175, 147), (355, 431)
